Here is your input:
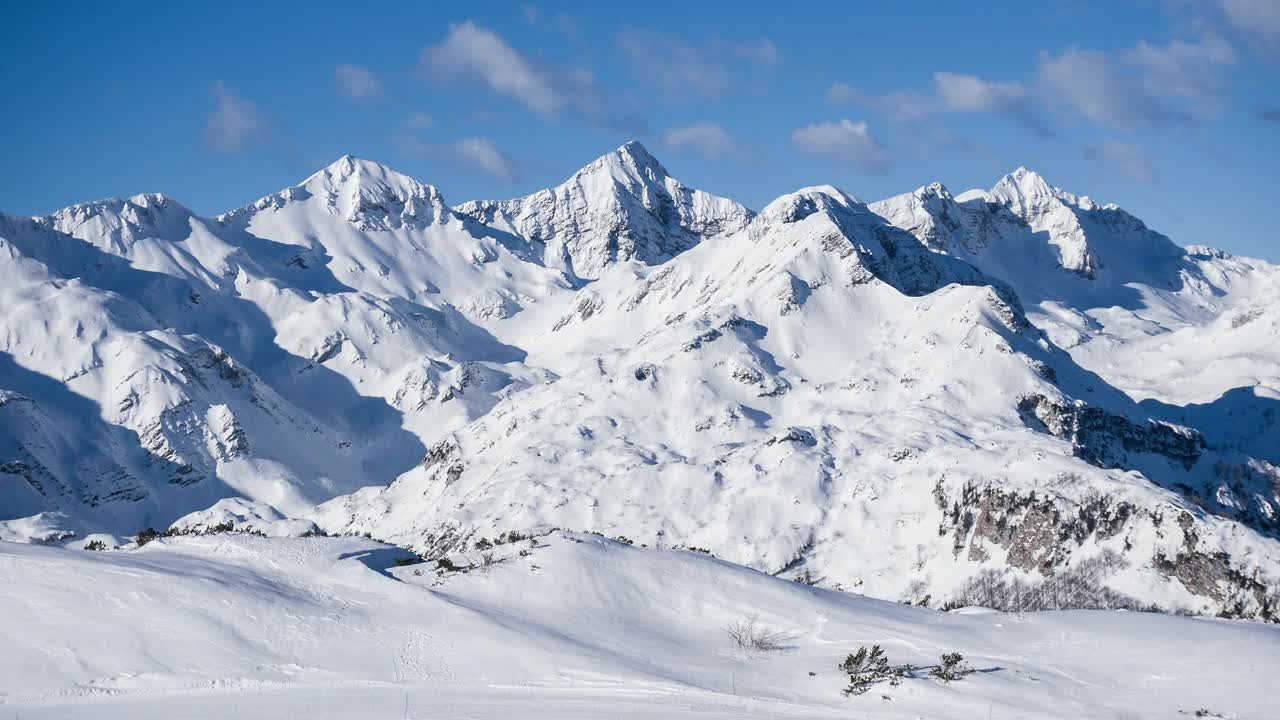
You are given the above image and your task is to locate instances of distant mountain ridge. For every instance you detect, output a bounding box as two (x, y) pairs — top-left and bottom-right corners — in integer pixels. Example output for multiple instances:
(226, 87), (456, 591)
(4, 142), (1280, 620)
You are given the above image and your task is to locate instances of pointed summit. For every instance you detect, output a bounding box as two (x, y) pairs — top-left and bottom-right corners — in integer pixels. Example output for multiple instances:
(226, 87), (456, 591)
(305, 155), (444, 205)
(456, 142), (752, 280)
(593, 140), (670, 180)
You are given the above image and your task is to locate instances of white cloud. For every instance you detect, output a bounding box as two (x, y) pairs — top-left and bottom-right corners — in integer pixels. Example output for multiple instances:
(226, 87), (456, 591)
(617, 29), (780, 99)
(421, 22), (567, 116)
(831, 33), (1232, 136)
(933, 72), (1026, 113)
(791, 119), (890, 174)
(418, 21), (634, 129)
(521, 4), (578, 36)
(1084, 139), (1155, 184)
(829, 73), (1044, 133)
(1037, 48), (1149, 129)
(825, 82), (859, 105)
(663, 123), (736, 159)
(1220, 0), (1280, 42)
(452, 137), (517, 182)
(1038, 34), (1234, 130)
(735, 39), (780, 66)
(204, 82), (265, 152)
(335, 64), (383, 101)
(408, 112), (432, 128)
(1125, 34), (1234, 110)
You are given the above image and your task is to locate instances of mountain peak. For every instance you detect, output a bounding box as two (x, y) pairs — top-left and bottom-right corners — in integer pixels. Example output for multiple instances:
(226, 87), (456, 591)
(917, 181), (953, 201)
(576, 140), (672, 185)
(987, 166), (1092, 219)
(757, 185), (870, 227)
(455, 141), (751, 280)
(244, 156), (449, 230)
(307, 155), (437, 196)
(995, 166), (1053, 196)
(42, 192), (195, 249)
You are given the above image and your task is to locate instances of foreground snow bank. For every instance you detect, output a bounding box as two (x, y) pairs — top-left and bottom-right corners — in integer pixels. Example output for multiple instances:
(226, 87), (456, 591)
(1, 532), (1275, 719)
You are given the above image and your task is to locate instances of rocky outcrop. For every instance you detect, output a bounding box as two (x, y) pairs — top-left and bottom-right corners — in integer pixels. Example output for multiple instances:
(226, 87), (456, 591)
(1017, 394), (1204, 469)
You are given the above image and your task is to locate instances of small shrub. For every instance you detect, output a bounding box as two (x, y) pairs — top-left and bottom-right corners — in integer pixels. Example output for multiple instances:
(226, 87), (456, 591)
(680, 545), (713, 555)
(436, 557), (458, 572)
(839, 645), (975, 696)
(840, 645), (902, 695)
(135, 528), (160, 547)
(613, 535), (633, 545)
(929, 652), (973, 682)
(84, 539), (108, 551)
(725, 616), (786, 653)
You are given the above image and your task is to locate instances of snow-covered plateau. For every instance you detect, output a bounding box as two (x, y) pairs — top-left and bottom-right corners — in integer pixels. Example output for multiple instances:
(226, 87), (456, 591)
(2, 142), (1278, 716)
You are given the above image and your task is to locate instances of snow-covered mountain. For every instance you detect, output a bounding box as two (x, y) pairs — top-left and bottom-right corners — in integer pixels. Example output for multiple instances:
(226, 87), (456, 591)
(870, 170), (1280, 402)
(456, 141), (753, 282)
(4, 143), (1280, 621)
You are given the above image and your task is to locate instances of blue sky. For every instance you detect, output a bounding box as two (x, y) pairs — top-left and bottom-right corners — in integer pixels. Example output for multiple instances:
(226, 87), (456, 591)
(5, 0), (1278, 260)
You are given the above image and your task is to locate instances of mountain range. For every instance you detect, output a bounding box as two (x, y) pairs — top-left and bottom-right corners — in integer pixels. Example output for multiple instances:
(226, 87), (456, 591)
(3, 141), (1278, 620)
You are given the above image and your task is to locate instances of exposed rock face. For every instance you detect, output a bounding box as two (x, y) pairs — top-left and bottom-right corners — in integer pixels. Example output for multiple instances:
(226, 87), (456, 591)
(1017, 394), (1205, 470)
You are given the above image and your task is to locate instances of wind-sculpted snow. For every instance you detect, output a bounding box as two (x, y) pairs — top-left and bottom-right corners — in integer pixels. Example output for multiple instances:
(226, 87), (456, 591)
(4, 142), (1280, 622)
(5, 533), (1277, 718)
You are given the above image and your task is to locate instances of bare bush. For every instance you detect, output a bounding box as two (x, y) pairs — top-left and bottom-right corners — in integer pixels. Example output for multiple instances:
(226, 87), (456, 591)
(725, 616), (786, 653)
(944, 551), (1148, 613)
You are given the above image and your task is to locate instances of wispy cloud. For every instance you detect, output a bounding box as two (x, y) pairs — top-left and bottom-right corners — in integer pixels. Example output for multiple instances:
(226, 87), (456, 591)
(1219, 0), (1280, 43)
(452, 137), (517, 182)
(1039, 34), (1234, 129)
(828, 72), (1046, 134)
(833, 32), (1233, 136)
(421, 22), (570, 116)
(335, 64), (383, 101)
(521, 4), (578, 36)
(204, 82), (265, 152)
(663, 123), (737, 159)
(419, 21), (641, 132)
(1084, 139), (1155, 184)
(408, 112), (432, 128)
(791, 119), (890, 174)
(617, 29), (779, 100)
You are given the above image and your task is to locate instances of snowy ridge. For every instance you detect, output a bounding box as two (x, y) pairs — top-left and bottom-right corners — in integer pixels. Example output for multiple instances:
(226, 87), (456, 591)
(3, 143), (1280, 623)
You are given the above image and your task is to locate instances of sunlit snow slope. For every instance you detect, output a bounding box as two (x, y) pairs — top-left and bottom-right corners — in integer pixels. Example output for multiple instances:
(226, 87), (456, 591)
(3, 143), (1279, 620)
(2, 533), (1276, 719)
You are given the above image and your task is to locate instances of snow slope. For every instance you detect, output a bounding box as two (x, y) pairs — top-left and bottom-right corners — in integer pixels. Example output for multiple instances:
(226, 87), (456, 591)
(4, 143), (1280, 622)
(1, 532), (1275, 719)
(316, 183), (1280, 620)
